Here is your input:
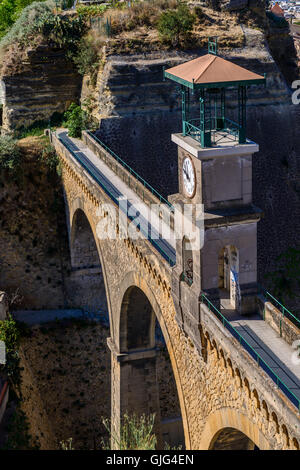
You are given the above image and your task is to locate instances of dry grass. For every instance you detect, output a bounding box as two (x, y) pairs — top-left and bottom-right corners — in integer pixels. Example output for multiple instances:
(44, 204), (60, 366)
(192, 6), (244, 49)
(99, 4), (244, 53)
(103, 0), (179, 34)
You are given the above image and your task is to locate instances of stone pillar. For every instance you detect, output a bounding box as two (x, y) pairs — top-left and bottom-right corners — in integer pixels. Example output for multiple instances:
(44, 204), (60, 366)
(108, 338), (162, 449)
(0, 292), (8, 321)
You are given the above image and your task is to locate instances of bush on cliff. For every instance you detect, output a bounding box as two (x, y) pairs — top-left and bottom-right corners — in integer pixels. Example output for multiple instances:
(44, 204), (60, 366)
(0, 135), (21, 171)
(64, 103), (88, 138)
(0, 0), (54, 47)
(0, 0), (86, 51)
(0, 314), (21, 389)
(157, 3), (196, 46)
(0, 0), (46, 39)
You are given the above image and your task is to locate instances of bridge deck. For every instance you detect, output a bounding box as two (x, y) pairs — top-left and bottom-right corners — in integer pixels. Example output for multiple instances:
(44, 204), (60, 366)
(56, 130), (176, 265)
(220, 297), (300, 402)
(56, 129), (300, 409)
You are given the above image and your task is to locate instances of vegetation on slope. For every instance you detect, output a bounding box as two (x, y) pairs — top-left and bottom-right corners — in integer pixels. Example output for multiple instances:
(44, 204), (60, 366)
(0, 0), (85, 51)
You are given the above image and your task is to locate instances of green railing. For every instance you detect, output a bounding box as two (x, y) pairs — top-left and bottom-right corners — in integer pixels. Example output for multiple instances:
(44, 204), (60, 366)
(201, 293), (300, 411)
(86, 131), (174, 210)
(55, 132), (176, 267)
(259, 286), (300, 329)
(183, 117), (242, 145)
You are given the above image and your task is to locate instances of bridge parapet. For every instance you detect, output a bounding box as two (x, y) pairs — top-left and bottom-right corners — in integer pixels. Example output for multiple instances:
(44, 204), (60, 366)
(257, 294), (300, 347)
(82, 130), (175, 230)
(200, 301), (300, 448)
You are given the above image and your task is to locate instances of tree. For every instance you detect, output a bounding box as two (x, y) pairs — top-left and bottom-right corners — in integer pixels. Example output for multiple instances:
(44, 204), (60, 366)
(64, 103), (88, 138)
(157, 3), (196, 46)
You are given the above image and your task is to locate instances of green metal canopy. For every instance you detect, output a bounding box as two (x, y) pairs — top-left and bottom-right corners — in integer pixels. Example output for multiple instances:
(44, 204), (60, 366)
(164, 47), (266, 148)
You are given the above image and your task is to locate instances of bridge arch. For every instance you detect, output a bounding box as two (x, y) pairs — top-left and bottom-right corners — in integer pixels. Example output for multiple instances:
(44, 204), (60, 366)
(199, 408), (270, 450)
(110, 270), (189, 449)
(69, 202), (113, 329)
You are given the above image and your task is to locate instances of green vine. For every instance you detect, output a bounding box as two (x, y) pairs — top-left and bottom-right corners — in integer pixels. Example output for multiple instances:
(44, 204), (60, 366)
(0, 314), (22, 392)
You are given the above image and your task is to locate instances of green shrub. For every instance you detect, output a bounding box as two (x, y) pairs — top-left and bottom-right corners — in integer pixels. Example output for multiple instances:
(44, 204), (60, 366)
(64, 103), (87, 138)
(0, 1), (86, 50)
(72, 37), (99, 83)
(34, 11), (86, 52)
(0, 0), (54, 48)
(102, 413), (157, 450)
(0, 135), (21, 171)
(0, 314), (21, 388)
(76, 4), (109, 20)
(0, 0), (50, 39)
(157, 3), (195, 46)
(17, 121), (47, 138)
(41, 143), (60, 173)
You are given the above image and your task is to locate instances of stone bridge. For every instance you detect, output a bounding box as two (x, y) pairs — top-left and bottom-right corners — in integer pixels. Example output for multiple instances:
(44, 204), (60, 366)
(51, 127), (300, 451)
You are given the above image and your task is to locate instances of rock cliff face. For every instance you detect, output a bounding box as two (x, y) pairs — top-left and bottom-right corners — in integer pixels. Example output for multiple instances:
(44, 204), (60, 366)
(19, 320), (181, 449)
(291, 23), (300, 70)
(0, 42), (81, 132)
(92, 28), (299, 311)
(0, 137), (70, 309)
(266, 22), (299, 85)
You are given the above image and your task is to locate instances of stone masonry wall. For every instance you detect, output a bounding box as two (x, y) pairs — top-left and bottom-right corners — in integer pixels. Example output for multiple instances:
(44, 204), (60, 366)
(56, 135), (300, 450)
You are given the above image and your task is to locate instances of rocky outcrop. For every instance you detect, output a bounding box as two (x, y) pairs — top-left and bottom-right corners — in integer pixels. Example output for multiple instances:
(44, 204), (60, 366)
(0, 42), (82, 132)
(291, 23), (300, 69)
(0, 137), (71, 309)
(266, 21), (299, 85)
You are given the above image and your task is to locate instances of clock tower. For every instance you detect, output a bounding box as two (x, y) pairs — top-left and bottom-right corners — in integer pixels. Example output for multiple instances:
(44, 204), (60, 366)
(164, 40), (265, 351)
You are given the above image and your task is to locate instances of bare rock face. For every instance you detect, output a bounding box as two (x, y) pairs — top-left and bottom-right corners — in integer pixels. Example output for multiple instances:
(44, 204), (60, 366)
(0, 42), (82, 132)
(0, 292), (8, 320)
(220, 0), (249, 11)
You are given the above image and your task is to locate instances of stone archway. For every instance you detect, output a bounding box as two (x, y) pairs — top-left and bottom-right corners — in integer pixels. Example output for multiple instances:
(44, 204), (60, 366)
(209, 427), (256, 450)
(199, 408), (270, 450)
(109, 271), (187, 449)
(68, 208), (109, 317)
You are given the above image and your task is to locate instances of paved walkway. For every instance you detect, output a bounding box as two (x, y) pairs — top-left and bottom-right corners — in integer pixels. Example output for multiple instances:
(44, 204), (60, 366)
(56, 130), (176, 265)
(220, 295), (300, 402)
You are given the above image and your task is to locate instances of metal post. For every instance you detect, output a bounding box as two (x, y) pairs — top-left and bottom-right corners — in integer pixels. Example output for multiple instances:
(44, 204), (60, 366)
(181, 86), (187, 136)
(199, 89), (211, 147)
(199, 89), (205, 146)
(238, 85), (246, 144)
(221, 87), (225, 129)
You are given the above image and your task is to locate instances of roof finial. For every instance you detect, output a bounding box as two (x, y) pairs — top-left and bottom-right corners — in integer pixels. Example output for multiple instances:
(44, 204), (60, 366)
(208, 37), (218, 55)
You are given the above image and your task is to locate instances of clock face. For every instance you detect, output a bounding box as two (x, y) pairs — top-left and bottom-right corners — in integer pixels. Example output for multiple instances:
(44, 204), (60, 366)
(182, 157), (195, 198)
